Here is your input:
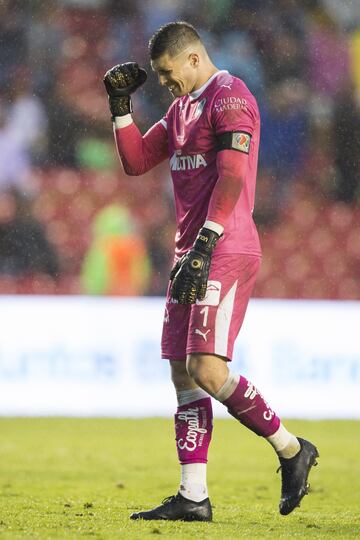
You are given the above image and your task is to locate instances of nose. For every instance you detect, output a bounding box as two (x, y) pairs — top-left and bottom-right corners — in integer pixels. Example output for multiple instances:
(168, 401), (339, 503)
(158, 74), (167, 86)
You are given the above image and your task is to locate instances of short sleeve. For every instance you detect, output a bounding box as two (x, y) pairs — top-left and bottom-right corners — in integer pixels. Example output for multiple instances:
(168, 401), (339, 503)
(211, 86), (257, 136)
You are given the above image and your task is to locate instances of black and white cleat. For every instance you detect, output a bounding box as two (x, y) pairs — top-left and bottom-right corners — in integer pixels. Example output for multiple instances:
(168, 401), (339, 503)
(278, 437), (319, 516)
(130, 492), (212, 522)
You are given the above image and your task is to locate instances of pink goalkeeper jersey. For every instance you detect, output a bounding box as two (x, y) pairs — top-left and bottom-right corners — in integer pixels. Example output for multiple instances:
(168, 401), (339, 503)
(159, 70), (261, 258)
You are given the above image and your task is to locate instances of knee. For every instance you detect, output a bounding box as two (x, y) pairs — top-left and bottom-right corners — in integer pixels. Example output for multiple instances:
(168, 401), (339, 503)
(186, 355), (211, 388)
(186, 354), (229, 395)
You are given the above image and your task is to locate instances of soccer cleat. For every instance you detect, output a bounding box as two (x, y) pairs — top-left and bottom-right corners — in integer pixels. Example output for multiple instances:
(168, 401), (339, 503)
(130, 492), (212, 521)
(278, 437), (319, 516)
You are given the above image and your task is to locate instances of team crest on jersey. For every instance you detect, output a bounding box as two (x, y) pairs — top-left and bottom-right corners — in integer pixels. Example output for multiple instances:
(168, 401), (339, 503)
(194, 98), (206, 119)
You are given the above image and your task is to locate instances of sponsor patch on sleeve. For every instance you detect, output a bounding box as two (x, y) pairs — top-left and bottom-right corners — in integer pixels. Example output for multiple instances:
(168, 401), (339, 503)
(217, 131), (252, 154)
(231, 132), (251, 154)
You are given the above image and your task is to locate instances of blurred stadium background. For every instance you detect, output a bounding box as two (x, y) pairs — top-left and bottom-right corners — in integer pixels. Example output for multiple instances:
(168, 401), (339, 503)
(0, 2), (360, 536)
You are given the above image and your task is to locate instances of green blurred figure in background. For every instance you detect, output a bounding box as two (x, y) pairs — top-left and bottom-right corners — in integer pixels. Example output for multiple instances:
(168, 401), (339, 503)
(81, 204), (151, 296)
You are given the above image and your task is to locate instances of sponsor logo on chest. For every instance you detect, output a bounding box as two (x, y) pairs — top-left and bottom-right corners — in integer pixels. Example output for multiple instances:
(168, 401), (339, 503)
(214, 96), (248, 113)
(170, 151), (207, 171)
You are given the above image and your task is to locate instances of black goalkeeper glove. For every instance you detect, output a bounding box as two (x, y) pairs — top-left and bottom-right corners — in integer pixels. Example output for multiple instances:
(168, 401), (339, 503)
(170, 227), (221, 305)
(103, 62), (147, 119)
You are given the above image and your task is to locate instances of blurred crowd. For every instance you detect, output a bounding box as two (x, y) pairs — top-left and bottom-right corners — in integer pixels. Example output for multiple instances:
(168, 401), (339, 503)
(0, 0), (359, 297)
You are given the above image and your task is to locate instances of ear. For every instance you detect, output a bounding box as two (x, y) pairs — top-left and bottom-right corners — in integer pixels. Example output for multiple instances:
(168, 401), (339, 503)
(189, 53), (200, 68)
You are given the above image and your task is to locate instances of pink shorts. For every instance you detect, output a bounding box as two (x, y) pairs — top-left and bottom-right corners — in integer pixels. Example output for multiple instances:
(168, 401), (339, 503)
(161, 253), (261, 361)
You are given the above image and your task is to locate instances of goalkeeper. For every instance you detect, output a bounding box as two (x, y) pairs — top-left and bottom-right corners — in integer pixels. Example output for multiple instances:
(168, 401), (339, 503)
(103, 21), (319, 522)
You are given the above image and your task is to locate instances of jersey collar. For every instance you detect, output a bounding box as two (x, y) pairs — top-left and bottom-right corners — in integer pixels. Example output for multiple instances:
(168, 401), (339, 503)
(189, 70), (228, 101)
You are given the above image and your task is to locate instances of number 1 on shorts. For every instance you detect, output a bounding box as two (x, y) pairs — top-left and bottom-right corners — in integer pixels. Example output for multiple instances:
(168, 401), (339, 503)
(200, 306), (209, 327)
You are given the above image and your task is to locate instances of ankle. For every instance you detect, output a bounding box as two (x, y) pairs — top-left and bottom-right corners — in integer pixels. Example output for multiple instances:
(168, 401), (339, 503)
(180, 463), (208, 502)
(267, 423), (301, 459)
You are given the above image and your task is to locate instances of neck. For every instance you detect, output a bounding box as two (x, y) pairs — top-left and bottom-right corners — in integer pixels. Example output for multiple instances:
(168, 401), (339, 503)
(193, 63), (219, 91)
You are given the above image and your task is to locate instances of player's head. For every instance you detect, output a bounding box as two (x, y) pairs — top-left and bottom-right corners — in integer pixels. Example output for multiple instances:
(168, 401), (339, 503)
(149, 21), (211, 97)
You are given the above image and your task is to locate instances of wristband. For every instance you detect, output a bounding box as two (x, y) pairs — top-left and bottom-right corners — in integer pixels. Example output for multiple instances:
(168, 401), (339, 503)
(203, 220), (224, 236)
(114, 115), (133, 128)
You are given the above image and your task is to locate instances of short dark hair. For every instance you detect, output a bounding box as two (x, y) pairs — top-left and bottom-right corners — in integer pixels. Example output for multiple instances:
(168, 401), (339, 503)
(148, 21), (201, 60)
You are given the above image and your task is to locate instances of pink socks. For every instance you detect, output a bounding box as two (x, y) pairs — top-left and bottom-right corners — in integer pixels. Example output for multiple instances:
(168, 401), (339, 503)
(216, 373), (280, 437)
(175, 397), (213, 464)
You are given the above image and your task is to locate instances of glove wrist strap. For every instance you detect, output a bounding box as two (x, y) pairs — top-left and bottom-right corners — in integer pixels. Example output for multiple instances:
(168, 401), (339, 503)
(194, 227), (220, 256)
(109, 95), (133, 120)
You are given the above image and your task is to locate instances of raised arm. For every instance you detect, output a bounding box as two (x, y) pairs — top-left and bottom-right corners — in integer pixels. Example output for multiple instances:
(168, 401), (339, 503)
(103, 62), (168, 176)
(113, 118), (168, 176)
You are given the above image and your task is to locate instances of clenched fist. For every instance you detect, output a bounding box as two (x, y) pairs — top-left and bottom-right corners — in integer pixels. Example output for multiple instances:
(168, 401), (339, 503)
(103, 62), (147, 118)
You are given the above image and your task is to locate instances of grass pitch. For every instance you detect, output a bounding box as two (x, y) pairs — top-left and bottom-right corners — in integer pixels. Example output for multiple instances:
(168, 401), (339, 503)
(0, 419), (359, 539)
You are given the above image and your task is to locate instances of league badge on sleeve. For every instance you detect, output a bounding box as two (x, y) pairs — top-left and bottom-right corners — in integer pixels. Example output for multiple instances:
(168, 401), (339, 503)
(232, 132), (251, 154)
